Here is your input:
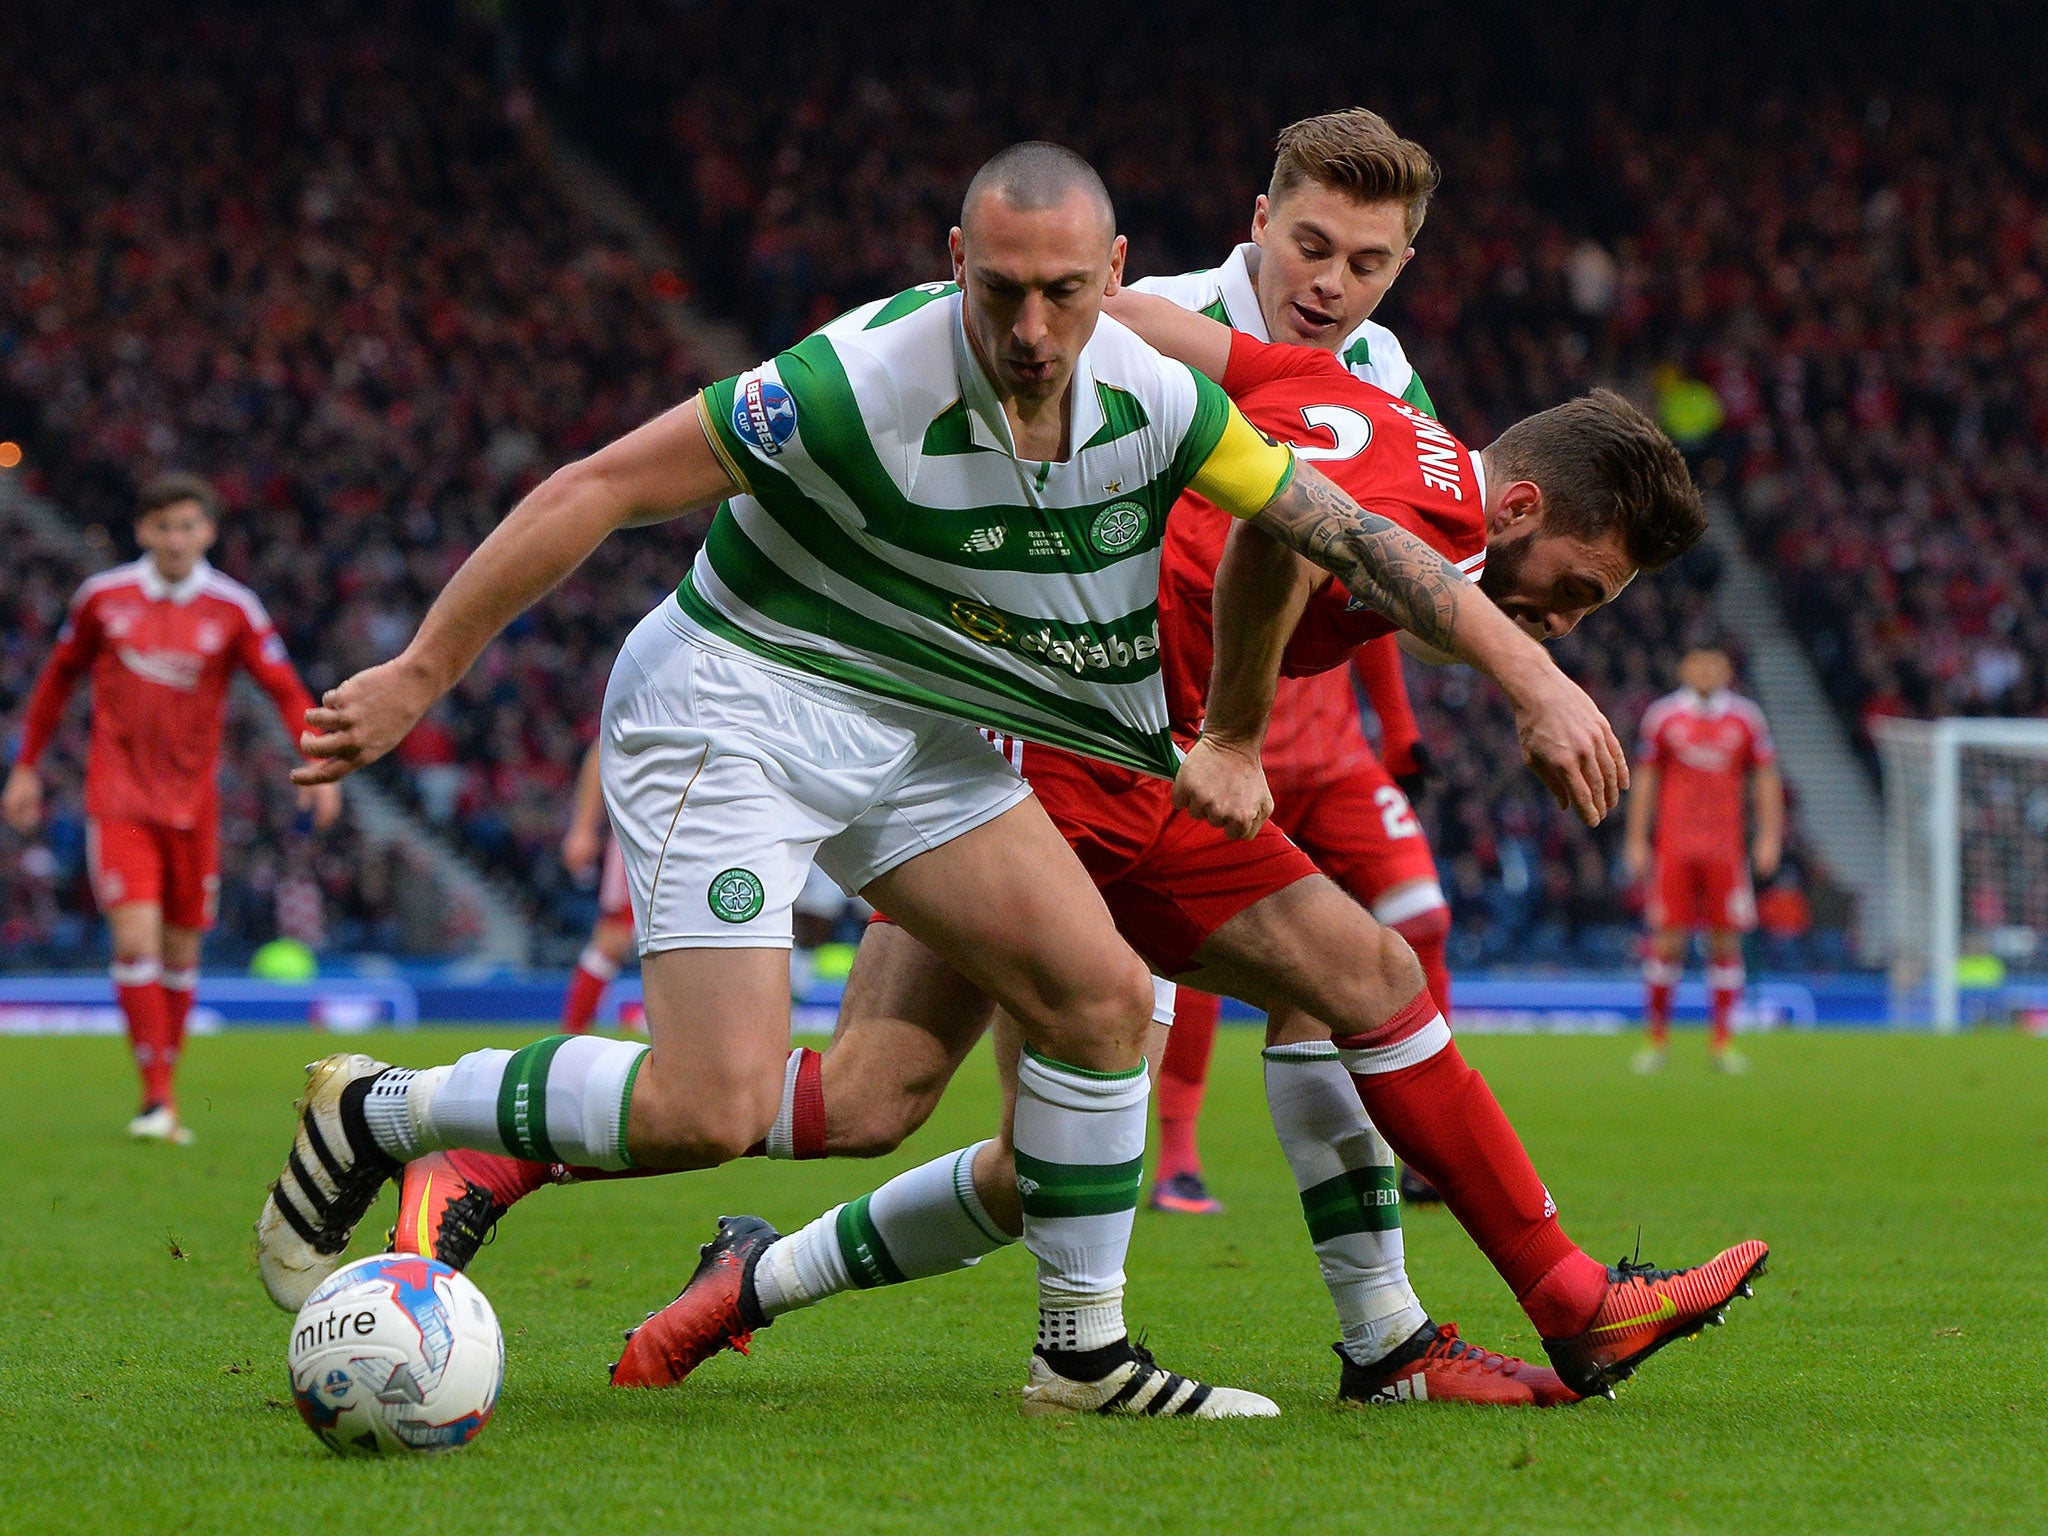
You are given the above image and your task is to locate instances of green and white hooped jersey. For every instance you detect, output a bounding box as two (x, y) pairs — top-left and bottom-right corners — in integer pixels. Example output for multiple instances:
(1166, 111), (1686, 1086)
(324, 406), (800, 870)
(682, 283), (1274, 778)
(1131, 243), (1437, 417)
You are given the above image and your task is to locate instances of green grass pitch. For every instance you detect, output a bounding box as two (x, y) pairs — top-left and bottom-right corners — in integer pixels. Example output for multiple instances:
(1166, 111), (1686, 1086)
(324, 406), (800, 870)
(2, 1027), (2044, 1535)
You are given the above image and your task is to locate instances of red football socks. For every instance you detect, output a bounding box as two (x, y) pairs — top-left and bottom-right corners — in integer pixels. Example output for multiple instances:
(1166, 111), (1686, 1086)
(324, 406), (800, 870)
(113, 958), (173, 1108)
(1708, 962), (1743, 1051)
(1336, 991), (1607, 1339)
(1155, 987), (1220, 1180)
(1155, 1116), (1199, 1183)
(1644, 957), (1679, 1048)
(445, 1147), (556, 1206)
(1391, 905), (1453, 1017)
(161, 967), (197, 1064)
(561, 948), (618, 1034)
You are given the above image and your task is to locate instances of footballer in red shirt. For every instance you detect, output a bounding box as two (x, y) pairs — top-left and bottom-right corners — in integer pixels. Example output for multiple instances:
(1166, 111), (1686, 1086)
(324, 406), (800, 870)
(1127, 113), (1462, 1214)
(1624, 648), (1783, 1072)
(3, 475), (339, 1142)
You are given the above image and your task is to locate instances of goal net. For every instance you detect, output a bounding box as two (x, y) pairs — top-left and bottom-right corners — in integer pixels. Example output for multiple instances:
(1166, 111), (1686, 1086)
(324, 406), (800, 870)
(1874, 717), (2048, 1028)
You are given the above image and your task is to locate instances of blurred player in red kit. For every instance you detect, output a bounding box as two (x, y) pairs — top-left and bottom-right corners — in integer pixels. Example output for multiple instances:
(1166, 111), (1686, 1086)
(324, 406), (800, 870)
(558, 741), (636, 1034)
(3, 475), (339, 1142)
(1624, 647), (1783, 1073)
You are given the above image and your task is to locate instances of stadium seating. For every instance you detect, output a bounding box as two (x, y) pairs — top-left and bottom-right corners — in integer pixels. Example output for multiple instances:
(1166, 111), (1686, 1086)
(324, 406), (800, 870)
(9, 0), (2034, 969)
(0, 1), (707, 962)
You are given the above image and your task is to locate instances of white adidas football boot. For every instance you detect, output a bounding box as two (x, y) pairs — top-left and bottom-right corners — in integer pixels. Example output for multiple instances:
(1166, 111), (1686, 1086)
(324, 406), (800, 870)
(1021, 1342), (1279, 1419)
(255, 1053), (396, 1311)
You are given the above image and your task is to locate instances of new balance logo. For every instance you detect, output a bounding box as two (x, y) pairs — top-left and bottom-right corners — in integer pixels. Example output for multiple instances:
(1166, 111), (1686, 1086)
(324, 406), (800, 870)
(963, 526), (1006, 554)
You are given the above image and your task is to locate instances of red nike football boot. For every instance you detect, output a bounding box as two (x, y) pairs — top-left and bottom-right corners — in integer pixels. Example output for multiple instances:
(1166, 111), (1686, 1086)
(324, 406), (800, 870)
(1338, 1322), (1580, 1406)
(387, 1150), (552, 1269)
(1543, 1240), (1769, 1397)
(610, 1215), (779, 1388)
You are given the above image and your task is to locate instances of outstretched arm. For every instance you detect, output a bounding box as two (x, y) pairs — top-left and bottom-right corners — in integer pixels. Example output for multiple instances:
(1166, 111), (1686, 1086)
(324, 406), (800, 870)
(1353, 634), (1426, 786)
(294, 400), (740, 785)
(5, 593), (103, 832)
(1249, 463), (1627, 825)
(1102, 289), (1234, 382)
(1750, 763), (1785, 879)
(1624, 763), (1660, 880)
(561, 741), (607, 878)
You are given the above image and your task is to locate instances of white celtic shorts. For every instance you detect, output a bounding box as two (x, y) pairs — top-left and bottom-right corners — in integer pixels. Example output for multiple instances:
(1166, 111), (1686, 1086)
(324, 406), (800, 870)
(602, 600), (1032, 953)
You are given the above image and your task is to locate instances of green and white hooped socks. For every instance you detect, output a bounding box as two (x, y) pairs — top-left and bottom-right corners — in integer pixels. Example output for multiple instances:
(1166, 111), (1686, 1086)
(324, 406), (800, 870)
(362, 1036), (650, 1170)
(1263, 1041), (1427, 1366)
(750, 1140), (1013, 1318)
(1014, 1048), (1149, 1355)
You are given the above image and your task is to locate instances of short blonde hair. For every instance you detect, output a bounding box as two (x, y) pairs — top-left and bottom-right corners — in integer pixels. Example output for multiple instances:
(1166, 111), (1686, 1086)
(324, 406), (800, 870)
(1268, 109), (1441, 242)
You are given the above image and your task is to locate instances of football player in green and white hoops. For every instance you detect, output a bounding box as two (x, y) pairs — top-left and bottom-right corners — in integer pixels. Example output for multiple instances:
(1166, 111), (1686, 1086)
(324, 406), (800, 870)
(1129, 108), (1453, 1212)
(254, 142), (1622, 1419)
(1130, 108), (1435, 412)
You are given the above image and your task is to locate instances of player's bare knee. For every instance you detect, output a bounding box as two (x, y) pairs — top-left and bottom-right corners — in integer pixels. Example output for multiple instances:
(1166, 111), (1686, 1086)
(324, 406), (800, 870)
(1376, 924), (1429, 997)
(974, 1136), (1023, 1238)
(1044, 952), (1153, 1062)
(629, 1079), (776, 1167)
(645, 1112), (766, 1168)
(827, 1091), (931, 1158)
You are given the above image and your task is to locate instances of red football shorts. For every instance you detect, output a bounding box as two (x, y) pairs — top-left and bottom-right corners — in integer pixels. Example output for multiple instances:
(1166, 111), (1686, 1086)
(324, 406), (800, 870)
(1649, 849), (1756, 932)
(87, 816), (219, 929)
(1019, 742), (1318, 976)
(597, 834), (632, 921)
(1269, 757), (1438, 908)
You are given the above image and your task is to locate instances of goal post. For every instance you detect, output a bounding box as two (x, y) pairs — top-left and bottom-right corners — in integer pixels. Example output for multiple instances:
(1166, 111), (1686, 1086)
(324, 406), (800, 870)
(1874, 717), (2048, 1030)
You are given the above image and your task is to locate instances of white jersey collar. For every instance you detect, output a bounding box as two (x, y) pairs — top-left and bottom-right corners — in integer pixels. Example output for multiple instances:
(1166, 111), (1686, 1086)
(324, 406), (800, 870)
(1221, 242), (1385, 372)
(1216, 244), (1270, 340)
(138, 556), (209, 605)
(1687, 687), (1734, 715)
(950, 294), (1106, 464)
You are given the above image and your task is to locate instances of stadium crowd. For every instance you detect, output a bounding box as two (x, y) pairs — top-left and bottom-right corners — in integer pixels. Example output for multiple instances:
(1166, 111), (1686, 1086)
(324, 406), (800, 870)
(0, 0), (707, 963)
(8, 0), (2032, 970)
(535, 0), (1929, 967)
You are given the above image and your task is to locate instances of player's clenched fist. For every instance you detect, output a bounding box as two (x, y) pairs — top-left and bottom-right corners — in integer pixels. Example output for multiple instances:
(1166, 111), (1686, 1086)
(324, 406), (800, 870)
(1511, 669), (1628, 827)
(1172, 733), (1274, 841)
(293, 657), (442, 785)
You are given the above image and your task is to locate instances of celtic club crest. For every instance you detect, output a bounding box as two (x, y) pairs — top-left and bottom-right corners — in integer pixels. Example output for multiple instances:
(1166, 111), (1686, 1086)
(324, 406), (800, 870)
(707, 868), (766, 923)
(1088, 500), (1148, 556)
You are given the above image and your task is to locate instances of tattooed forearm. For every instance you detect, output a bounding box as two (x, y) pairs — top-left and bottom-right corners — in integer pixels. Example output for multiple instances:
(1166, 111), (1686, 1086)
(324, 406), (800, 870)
(1252, 465), (1466, 654)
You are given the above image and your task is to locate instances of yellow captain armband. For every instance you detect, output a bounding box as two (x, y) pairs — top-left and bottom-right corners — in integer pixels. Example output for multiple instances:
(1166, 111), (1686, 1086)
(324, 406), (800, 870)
(1188, 400), (1296, 518)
